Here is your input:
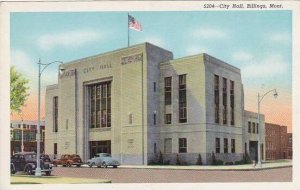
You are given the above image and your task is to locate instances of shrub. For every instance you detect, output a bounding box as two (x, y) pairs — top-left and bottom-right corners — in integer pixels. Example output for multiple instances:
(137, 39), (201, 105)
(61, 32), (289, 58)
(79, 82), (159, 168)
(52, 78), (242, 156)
(163, 160), (170, 165)
(243, 153), (251, 164)
(148, 160), (159, 165)
(176, 154), (181, 165)
(211, 152), (217, 165)
(196, 154), (203, 165)
(158, 151), (164, 165)
(234, 160), (244, 165)
(225, 161), (234, 165)
(215, 160), (224, 165)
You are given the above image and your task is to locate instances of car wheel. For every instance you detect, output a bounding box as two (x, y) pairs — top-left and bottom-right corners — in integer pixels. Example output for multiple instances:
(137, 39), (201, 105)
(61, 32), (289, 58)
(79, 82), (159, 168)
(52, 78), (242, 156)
(45, 171), (51, 176)
(11, 165), (15, 174)
(25, 166), (33, 175)
(102, 162), (107, 168)
(113, 165), (117, 168)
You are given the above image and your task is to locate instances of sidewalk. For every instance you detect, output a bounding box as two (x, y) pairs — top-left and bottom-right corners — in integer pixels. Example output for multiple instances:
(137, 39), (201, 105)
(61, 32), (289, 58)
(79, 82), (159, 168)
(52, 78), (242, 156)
(11, 175), (111, 184)
(117, 159), (292, 171)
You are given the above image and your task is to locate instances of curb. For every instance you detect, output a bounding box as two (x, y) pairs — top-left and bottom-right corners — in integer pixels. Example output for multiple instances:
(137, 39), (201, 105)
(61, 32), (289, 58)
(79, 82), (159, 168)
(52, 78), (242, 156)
(117, 165), (292, 171)
(55, 163), (292, 171)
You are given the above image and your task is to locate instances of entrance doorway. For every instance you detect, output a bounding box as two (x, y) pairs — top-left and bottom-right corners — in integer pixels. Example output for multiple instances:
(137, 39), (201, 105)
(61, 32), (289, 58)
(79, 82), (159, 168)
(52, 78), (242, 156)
(249, 141), (258, 162)
(89, 140), (111, 159)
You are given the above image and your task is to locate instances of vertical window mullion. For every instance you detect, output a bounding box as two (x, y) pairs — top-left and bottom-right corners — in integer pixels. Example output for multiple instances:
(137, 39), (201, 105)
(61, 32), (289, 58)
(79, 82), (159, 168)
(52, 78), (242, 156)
(106, 83), (108, 128)
(100, 84), (102, 128)
(179, 74), (187, 123)
(214, 75), (219, 124)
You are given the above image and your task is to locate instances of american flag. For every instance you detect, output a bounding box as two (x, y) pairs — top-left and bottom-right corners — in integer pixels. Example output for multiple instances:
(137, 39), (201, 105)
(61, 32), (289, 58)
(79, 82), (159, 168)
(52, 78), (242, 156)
(128, 15), (142, 32)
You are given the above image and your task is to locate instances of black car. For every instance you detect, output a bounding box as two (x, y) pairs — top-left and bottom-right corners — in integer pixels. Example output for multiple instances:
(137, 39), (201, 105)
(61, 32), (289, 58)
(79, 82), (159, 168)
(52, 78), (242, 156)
(11, 152), (53, 176)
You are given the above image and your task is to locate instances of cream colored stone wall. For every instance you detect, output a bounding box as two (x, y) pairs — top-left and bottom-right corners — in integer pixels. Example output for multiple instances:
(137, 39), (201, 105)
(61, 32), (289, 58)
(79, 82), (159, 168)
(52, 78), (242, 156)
(204, 54), (244, 163)
(45, 84), (58, 155)
(159, 54), (208, 163)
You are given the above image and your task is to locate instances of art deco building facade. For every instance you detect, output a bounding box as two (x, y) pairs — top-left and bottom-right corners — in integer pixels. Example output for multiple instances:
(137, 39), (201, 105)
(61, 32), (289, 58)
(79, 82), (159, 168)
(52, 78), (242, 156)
(45, 43), (265, 165)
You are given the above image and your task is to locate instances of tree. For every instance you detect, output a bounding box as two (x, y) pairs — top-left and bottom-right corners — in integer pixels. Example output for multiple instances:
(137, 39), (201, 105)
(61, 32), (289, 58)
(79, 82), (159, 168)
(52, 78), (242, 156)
(196, 153), (202, 165)
(211, 152), (216, 165)
(176, 154), (181, 165)
(10, 66), (29, 113)
(158, 151), (163, 165)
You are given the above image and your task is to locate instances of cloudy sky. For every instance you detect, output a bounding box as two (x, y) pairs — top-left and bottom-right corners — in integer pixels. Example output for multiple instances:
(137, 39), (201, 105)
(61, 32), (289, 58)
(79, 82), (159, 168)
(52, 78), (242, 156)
(10, 11), (292, 132)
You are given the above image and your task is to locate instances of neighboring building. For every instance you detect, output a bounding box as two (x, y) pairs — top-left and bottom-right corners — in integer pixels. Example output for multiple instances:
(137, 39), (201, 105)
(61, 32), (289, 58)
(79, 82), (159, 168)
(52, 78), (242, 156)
(10, 120), (45, 156)
(243, 110), (265, 162)
(287, 133), (293, 159)
(45, 42), (265, 165)
(265, 123), (287, 160)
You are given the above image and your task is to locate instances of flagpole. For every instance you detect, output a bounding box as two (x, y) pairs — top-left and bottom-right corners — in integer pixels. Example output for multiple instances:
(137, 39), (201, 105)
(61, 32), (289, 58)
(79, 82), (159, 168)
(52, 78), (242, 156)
(127, 13), (129, 47)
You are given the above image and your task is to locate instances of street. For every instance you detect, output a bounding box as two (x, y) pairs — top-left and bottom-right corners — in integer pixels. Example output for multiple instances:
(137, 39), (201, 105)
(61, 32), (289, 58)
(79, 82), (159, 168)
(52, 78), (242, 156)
(51, 166), (292, 183)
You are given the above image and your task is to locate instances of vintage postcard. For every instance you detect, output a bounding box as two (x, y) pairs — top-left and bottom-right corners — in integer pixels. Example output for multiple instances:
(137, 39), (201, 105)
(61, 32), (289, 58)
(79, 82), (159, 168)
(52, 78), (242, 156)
(0, 1), (299, 190)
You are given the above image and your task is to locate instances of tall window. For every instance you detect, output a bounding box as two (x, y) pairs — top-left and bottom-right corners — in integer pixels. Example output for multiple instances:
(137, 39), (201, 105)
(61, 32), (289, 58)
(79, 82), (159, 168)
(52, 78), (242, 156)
(224, 138), (228, 153)
(153, 113), (156, 125)
(214, 75), (220, 123)
(231, 139), (235, 153)
(53, 96), (58, 132)
(164, 77), (172, 124)
(165, 114), (172, 124)
(54, 143), (57, 155)
(164, 138), (172, 153)
(89, 82), (111, 128)
(222, 78), (227, 124)
(153, 82), (156, 92)
(164, 77), (172, 105)
(230, 80), (235, 125)
(256, 123), (259, 134)
(252, 122), (256, 133)
(129, 113), (133, 124)
(248, 121), (251, 133)
(179, 138), (187, 153)
(179, 74), (187, 123)
(215, 138), (220, 153)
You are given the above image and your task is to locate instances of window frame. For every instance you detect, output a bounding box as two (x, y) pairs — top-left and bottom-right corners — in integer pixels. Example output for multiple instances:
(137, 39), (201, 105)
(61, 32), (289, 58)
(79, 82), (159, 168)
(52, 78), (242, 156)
(224, 138), (228, 153)
(178, 138), (187, 153)
(216, 138), (220, 153)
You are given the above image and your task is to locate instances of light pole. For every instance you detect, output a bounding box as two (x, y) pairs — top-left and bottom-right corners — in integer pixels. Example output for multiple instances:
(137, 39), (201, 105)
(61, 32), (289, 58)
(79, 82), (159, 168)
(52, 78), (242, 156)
(18, 106), (26, 152)
(257, 89), (278, 168)
(21, 112), (24, 152)
(36, 59), (64, 177)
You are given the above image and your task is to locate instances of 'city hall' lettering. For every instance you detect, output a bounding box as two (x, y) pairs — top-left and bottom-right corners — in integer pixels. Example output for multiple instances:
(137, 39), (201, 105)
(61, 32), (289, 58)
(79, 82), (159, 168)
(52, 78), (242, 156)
(83, 63), (112, 74)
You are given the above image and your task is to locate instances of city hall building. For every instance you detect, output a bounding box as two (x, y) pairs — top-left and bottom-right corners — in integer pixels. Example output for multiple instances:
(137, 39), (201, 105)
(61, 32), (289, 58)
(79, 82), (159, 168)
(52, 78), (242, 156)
(45, 42), (265, 165)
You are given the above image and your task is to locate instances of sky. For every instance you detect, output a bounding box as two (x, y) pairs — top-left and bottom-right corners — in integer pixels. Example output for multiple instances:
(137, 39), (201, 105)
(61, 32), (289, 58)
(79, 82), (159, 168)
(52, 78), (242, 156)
(10, 11), (292, 132)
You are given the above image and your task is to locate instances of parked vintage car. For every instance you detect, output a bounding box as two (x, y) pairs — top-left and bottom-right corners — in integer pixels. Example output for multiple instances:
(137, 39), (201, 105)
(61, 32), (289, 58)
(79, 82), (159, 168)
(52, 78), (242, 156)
(87, 153), (120, 168)
(52, 154), (83, 167)
(11, 152), (53, 176)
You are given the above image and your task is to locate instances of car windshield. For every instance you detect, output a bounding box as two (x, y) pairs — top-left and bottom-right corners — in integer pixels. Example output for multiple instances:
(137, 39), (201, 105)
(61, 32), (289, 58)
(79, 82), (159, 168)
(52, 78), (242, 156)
(41, 155), (50, 158)
(25, 154), (37, 159)
(101, 153), (111, 157)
